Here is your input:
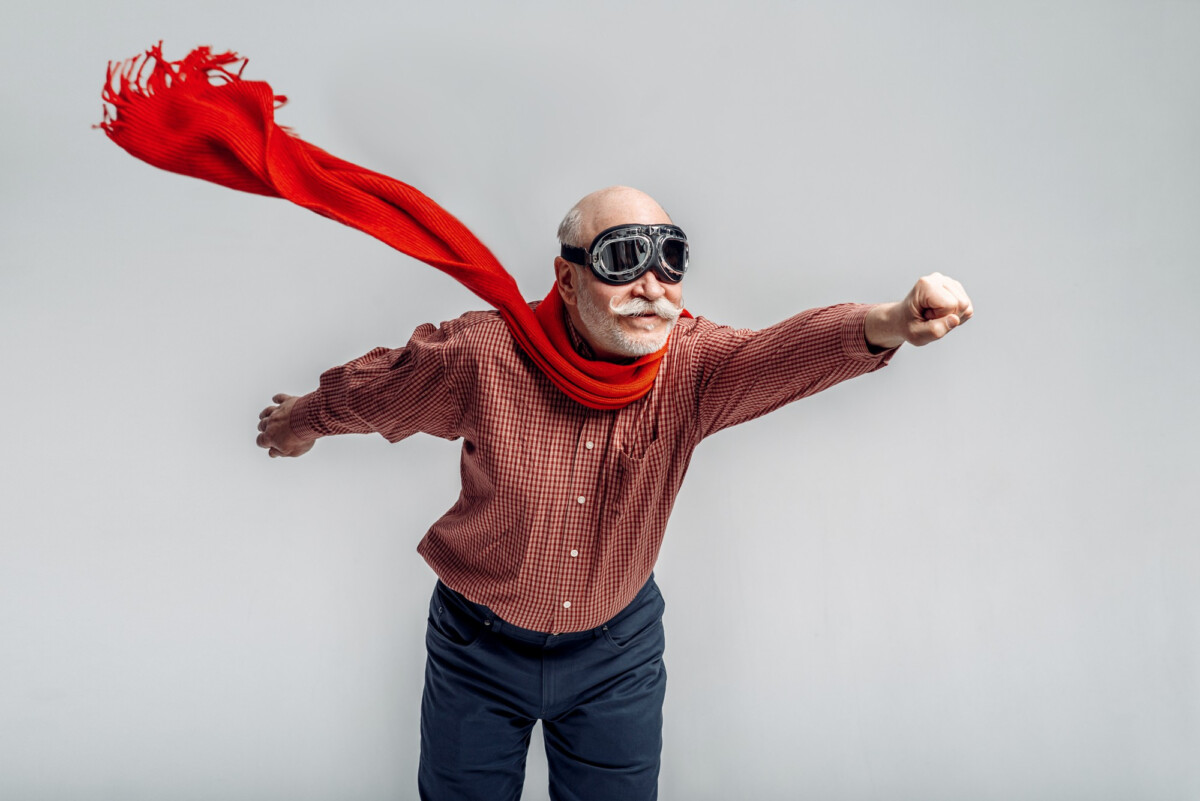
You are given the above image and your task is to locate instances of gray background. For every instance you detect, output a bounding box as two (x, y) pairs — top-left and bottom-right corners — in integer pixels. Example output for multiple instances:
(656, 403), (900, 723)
(2, 1), (1197, 799)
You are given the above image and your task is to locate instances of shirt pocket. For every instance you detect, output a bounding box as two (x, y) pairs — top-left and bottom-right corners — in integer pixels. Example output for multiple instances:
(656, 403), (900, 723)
(606, 435), (671, 526)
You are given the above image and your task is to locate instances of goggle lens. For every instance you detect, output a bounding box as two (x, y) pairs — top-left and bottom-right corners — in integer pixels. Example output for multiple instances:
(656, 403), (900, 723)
(660, 238), (687, 278)
(599, 238), (651, 280)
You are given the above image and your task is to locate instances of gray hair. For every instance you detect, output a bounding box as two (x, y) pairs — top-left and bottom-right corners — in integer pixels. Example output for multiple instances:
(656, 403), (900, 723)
(556, 205), (587, 249)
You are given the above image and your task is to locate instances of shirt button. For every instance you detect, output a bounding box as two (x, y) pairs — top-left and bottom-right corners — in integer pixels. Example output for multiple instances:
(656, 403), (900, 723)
(585, 441), (594, 450)
(570, 549), (579, 558)
(563, 601), (572, 609)
(576, 495), (586, 504)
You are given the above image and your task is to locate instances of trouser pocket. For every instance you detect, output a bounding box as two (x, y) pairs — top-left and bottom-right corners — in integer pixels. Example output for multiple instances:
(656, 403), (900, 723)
(427, 581), (487, 649)
(600, 580), (665, 653)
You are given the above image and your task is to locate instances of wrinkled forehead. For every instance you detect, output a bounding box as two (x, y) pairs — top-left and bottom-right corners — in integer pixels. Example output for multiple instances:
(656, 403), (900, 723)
(581, 192), (672, 244)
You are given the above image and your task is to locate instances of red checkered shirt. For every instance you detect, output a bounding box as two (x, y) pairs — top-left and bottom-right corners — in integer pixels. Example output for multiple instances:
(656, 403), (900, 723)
(290, 302), (894, 633)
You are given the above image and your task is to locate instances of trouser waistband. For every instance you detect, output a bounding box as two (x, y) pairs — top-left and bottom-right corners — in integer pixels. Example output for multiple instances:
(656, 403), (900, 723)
(435, 575), (659, 647)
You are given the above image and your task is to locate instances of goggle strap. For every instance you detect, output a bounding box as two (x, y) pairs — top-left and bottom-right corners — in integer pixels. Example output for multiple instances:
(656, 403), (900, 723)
(560, 244), (589, 265)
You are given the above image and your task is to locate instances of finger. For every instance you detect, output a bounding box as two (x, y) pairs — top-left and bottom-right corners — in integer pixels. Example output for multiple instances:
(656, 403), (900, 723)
(922, 297), (964, 321)
(269, 447), (282, 458)
(953, 289), (974, 323)
(940, 279), (973, 317)
(928, 275), (972, 320)
(258, 418), (268, 433)
(259, 406), (276, 420)
(945, 293), (972, 323)
(256, 432), (271, 449)
(922, 298), (959, 320)
(915, 280), (957, 319)
(272, 393), (292, 404)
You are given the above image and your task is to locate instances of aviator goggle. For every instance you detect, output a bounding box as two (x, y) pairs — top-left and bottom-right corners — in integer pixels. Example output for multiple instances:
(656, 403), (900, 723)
(560, 223), (689, 286)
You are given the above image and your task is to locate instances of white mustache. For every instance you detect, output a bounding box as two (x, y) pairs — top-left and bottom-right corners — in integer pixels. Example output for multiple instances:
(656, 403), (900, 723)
(610, 296), (683, 322)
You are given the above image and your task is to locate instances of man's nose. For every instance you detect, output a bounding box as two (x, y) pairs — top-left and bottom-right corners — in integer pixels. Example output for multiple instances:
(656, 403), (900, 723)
(631, 268), (667, 301)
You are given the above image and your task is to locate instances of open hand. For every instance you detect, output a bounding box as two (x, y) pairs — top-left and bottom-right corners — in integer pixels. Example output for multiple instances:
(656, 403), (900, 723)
(256, 393), (315, 458)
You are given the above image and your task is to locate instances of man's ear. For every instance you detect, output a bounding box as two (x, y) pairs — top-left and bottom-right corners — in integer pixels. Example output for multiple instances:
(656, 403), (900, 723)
(554, 257), (580, 308)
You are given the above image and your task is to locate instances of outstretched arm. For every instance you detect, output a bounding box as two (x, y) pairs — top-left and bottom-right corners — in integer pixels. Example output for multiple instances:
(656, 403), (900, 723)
(864, 272), (974, 350)
(256, 393), (316, 458)
(252, 322), (462, 459)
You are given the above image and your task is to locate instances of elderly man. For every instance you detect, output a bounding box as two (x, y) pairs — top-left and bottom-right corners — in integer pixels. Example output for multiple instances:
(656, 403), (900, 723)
(256, 186), (972, 800)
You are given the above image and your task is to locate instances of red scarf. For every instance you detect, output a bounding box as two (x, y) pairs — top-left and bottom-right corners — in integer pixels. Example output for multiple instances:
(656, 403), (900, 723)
(100, 43), (677, 410)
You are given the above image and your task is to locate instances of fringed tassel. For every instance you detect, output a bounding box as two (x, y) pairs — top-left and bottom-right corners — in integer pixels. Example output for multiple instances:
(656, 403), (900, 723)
(99, 43), (284, 136)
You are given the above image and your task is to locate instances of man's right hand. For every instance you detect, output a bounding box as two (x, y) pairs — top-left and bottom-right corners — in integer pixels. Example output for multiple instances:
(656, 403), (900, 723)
(256, 393), (316, 458)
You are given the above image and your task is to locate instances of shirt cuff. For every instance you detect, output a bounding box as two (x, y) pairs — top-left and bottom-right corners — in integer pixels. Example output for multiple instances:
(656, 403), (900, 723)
(840, 303), (900, 362)
(287, 392), (321, 441)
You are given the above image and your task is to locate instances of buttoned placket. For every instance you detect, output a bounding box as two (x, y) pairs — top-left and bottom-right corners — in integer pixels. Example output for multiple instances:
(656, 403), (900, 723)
(551, 416), (607, 634)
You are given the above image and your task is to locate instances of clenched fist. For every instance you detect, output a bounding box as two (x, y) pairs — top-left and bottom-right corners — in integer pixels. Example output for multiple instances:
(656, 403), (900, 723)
(864, 272), (974, 349)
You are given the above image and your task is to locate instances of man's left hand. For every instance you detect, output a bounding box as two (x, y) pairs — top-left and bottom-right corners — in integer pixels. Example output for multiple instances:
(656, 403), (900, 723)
(864, 272), (974, 349)
(256, 393), (316, 458)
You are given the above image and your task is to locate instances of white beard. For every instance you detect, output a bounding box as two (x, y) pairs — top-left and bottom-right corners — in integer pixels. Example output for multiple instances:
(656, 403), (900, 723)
(575, 284), (683, 358)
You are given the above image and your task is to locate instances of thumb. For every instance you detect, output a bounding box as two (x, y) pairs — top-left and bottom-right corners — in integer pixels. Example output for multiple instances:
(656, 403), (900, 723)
(934, 312), (961, 334)
(914, 313), (960, 344)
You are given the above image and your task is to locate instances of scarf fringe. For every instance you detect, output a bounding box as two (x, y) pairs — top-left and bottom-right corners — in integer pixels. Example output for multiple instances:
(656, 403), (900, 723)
(100, 43), (276, 135)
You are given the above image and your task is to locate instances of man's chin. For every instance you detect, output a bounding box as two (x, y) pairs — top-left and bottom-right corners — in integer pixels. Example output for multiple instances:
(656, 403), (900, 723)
(617, 319), (675, 355)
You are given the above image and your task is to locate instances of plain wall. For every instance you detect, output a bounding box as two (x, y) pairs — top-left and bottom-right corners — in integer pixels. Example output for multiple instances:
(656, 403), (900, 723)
(2, 1), (1197, 799)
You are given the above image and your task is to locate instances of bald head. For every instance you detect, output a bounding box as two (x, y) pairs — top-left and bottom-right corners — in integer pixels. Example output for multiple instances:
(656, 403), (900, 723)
(557, 186), (673, 249)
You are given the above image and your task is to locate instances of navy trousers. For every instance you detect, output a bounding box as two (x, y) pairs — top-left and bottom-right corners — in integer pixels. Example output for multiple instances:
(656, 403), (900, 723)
(418, 577), (667, 801)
